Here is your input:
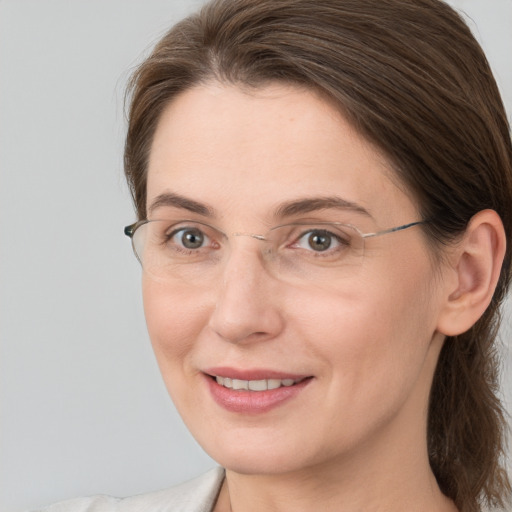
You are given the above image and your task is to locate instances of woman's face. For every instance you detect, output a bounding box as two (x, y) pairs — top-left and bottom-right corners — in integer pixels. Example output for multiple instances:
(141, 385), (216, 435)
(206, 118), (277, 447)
(143, 83), (449, 476)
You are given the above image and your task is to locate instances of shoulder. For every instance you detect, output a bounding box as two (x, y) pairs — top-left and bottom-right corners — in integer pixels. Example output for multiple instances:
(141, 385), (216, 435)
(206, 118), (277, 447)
(32, 467), (225, 512)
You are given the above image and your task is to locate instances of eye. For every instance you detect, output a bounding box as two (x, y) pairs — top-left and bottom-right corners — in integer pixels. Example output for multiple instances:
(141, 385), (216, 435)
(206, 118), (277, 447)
(296, 229), (347, 252)
(168, 227), (210, 250)
(303, 231), (333, 251)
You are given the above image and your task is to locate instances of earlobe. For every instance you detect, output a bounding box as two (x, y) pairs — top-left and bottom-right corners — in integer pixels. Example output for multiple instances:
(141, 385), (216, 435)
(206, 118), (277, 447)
(436, 210), (506, 337)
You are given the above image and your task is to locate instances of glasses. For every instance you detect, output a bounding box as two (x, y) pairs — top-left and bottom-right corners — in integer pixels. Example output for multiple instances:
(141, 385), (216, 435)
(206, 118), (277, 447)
(124, 218), (427, 286)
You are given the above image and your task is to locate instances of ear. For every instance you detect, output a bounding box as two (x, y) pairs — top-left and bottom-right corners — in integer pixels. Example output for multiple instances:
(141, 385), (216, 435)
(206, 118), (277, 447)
(436, 209), (506, 337)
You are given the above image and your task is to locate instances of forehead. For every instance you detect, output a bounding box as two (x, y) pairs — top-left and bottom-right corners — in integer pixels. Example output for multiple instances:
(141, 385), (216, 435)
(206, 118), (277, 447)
(147, 82), (417, 225)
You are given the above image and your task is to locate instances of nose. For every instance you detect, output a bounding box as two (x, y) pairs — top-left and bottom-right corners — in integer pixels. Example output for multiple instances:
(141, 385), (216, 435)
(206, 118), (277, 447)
(208, 242), (284, 344)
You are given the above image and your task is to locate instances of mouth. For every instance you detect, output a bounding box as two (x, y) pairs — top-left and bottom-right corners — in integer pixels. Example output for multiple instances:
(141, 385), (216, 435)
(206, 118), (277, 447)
(212, 375), (307, 391)
(203, 370), (313, 413)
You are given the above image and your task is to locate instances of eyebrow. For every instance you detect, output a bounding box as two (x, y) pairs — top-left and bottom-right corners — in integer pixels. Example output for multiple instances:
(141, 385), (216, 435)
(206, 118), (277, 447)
(147, 192), (372, 221)
(148, 192), (215, 217)
(274, 196), (373, 219)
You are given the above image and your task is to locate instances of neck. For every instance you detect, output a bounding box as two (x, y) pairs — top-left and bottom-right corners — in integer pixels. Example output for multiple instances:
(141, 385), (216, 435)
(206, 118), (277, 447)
(217, 451), (455, 512)
(216, 435), (457, 512)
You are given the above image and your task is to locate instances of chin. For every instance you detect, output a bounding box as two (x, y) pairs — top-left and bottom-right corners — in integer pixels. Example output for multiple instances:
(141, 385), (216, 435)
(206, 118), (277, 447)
(210, 447), (312, 476)
(189, 420), (339, 477)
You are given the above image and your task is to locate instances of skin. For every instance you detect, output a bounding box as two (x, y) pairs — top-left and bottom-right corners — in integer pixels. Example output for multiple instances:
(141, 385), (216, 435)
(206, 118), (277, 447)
(144, 82), (461, 511)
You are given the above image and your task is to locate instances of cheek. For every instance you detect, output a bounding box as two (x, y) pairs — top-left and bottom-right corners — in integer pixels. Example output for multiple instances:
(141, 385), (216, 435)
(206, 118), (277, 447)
(142, 279), (210, 371)
(291, 262), (438, 408)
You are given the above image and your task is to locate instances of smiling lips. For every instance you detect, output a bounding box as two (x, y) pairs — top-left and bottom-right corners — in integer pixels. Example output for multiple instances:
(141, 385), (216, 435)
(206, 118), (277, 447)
(215, 375), (304, 391)
(205, 370), (312, 413)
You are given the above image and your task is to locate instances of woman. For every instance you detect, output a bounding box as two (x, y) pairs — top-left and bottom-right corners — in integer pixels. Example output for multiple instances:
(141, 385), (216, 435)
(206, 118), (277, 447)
(39, 0), (511, 511)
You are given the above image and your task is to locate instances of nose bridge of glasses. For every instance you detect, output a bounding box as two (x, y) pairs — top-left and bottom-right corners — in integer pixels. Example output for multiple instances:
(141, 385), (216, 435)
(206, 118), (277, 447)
(228, 232), (275, 263)
(232, 232), (268, 241)
(217, 233), (279, 291)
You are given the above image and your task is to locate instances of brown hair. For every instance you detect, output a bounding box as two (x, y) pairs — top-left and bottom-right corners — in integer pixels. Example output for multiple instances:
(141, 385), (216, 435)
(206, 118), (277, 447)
(124, 1), (512, 510)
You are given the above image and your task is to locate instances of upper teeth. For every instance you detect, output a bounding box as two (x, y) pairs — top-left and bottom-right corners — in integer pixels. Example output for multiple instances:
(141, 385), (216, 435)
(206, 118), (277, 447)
(215, 376), (300, 391)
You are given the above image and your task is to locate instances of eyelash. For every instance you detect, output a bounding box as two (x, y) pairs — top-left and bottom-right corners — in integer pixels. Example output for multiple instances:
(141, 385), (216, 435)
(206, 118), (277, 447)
(289, 229), (350, 254)
(164, 227), (213, 252)
(161, 225), (351, 258)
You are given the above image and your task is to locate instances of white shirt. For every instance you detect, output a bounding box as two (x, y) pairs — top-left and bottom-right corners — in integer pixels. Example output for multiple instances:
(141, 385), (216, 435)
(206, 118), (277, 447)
(32, 467), (225, 512)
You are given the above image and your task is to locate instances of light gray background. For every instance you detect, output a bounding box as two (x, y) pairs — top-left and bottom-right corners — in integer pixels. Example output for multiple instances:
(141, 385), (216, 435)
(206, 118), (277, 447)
(1, 1), (510, 511)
